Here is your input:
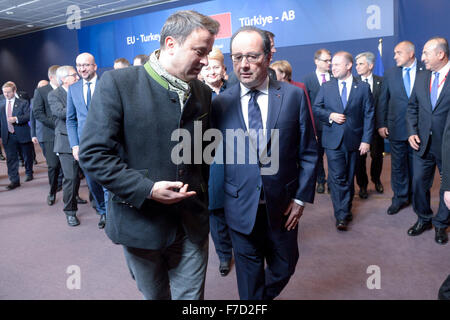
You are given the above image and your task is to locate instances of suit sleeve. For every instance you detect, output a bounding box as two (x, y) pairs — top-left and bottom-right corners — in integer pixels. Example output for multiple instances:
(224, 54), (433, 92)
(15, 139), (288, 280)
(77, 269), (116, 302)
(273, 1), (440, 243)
(30, 104), (36, 137)
(377, 77), (389, 129)
(361, 87), (374, 144)
(406, 87), (419, 137)
(296, 89), (318, 204)
(66, 86), (79, 148)
(441, 110), (450, 191)
(16, 100), (30, 124)
(32, 88), (55, 129)
(312, 85), (332, 126)
(78, 71), (154, 209)
(49, 91), (66, 120)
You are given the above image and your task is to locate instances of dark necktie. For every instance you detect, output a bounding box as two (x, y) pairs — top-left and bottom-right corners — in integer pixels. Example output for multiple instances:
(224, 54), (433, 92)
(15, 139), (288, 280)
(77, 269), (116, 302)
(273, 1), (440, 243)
(403, 67), (411, 97)
(341, 82), (347, 109)
(248, 90), (263, 157)
(364, 78), (372, 93)
(86, 82), (92, 109)
(431, 72), (439, 110)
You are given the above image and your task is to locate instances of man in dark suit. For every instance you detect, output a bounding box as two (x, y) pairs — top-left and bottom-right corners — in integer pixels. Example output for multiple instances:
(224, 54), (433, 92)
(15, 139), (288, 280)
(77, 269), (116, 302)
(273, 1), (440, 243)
(313, 51), (374, 231)
(406, 37), (450, 245)
(378, 41), (425, 215)
(212, 26), (318, 300)
(32, 65), (62, 205)
(302, 48), (333, 194)
(66, 52), (106, 229)
(354, 51), (385, 199)
(49, 66), (83, 227)
(78, 10), (219, 299)
(0, 81), (34, 189)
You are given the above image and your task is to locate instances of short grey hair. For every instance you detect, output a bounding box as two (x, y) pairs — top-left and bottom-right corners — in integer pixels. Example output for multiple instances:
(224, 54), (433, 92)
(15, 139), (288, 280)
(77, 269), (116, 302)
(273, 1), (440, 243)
(56, 65), (75, 85)
(355, 52), (375, 66)
(159, 10), (220, 48)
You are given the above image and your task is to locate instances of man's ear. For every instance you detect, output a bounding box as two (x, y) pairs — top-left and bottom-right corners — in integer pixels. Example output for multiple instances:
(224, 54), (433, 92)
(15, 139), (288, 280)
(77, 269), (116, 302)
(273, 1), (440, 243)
(164, 36), (177, 54)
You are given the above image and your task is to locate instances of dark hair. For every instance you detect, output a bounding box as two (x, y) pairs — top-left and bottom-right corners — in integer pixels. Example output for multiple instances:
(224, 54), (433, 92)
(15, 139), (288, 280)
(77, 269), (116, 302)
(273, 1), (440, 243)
(314, 49), (331, 60)
(160, 10), (220, 48)
(114, 57), (130, 66)
(133, 54), (149, 65)
(230, 26), (271, 56)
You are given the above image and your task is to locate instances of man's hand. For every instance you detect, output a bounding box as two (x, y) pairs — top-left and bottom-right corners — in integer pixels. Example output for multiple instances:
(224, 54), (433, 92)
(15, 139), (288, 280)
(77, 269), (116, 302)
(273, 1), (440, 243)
(329, 112), (346, 124)
(378, 127), (389, 139)
(7, 116), (17, 123)
(408, 135), (421, 151)
(150, 181), (196, 204)
(359, 142), (370, 155)
(32, 137), (39, 144)
(444, 191), (450, 210)
(72, 145), (79, 161)
(284, 200), (304, 231)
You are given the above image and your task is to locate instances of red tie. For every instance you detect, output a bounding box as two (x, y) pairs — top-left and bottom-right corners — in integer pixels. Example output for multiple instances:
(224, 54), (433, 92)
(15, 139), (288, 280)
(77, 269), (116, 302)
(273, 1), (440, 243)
(7, 100), (14, 133)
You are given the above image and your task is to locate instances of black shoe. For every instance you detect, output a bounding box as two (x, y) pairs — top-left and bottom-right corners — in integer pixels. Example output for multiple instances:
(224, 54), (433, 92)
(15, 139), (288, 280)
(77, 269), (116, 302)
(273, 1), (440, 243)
(66, 214), (80, 227)
(6, 182), (20, 190)
(345, 214), (353, 222)
(374, 181), (384, 193)
(98, 214), (106, 229)
(0, 154), (5, 161)
(336, 220), (348, 231)
(316, 183), (325, 194)
(359, 187), (368, 199)
(20, 160), (24, 167)
(407, 220), (432, 236)
(219, 260), (231, 276)
(33, 159), (38, 165)
(25, 175), (33, 182)
(47, 193), (56, 206)
(387, 201), (409, 215)
(76, 196), (88, 204)
(435, 228), (448, 245)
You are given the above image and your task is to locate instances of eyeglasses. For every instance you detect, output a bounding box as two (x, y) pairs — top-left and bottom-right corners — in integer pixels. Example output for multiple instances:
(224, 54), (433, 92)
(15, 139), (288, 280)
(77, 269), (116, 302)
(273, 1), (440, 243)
(231, 53), (264, 63)
(76, 63), (94, 68)
(66, 73), (78, 78)
(318, 58), (332, 63)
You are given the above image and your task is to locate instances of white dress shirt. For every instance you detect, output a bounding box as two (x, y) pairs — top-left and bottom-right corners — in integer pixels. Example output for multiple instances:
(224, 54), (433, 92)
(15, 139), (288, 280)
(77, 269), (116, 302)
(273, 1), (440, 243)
(315, 69), (331, 85)
(83, 75), (97, 105)
(338, 75), (353, 101)
(361, 73), (373, 93)
(431, 60), (450, 100)
(403, 59), (418, 97)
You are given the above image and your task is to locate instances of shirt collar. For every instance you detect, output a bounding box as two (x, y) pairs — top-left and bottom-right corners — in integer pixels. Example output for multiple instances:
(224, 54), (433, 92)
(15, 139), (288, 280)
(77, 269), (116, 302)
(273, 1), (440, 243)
(404, 59), (417, 71)
(338, 74), (353, 87)
(240, 76), (269, 98)
(83, 75), (97, 85)
(362, 73), (373, 82)
(435, 60), (450, 77)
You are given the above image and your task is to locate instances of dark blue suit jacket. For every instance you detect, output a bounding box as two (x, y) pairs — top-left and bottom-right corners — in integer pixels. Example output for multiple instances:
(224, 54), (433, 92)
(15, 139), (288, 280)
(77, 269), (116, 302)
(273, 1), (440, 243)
(377, 62), (425, 141)
(211, 79), (318, 235)
(442, 110), (450, 191)
(407, 69), (450, 159)
(0, 97), (31, 144)
(313, 77), (374, 151)
(302, 71), (333, 131)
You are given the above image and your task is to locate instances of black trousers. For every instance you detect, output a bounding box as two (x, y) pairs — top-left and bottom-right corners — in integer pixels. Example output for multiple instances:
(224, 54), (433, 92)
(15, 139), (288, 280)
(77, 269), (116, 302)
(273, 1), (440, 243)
(355, 132), (384, 188)
(4, 133), (33, 183)
(41, 140), (61, 195)
(58, 153), (80, 213)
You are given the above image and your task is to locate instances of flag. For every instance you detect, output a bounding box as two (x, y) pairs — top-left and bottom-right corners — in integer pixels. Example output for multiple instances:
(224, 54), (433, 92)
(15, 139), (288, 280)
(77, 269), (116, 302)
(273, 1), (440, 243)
(374, 38), (385, 76)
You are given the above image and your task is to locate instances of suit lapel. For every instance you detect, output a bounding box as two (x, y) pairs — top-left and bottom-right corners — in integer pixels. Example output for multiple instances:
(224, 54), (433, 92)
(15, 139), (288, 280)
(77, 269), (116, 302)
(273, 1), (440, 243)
(433, 71), (450, 111)
(331, 79), (345, 111)
(266, 79), (282, 133)
(395, 67), (409, 98)
(425, 72), (433, 111)
(228, 84), (247, 132)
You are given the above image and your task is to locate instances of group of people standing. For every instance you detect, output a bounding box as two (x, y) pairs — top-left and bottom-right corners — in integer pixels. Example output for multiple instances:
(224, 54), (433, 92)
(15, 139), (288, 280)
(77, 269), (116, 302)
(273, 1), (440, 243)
(1, 9), (448, 300)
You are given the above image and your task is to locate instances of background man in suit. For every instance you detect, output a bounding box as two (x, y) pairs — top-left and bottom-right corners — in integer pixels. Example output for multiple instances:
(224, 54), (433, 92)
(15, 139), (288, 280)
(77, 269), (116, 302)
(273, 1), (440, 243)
(30, 80), (49, 153)
(113, 58), (130, 69)
(32, 65), (62, 205)
(133, 54), (149, 66)
(354, 52), (385, 199)
(378, 41), (425, 215)
(66, 52), (106, 229)
(212, 26), (318, 300)
(443, 110), (450, 210)
(49, 66), (83, 227)
(0, 81), (34, 189)
(406, 37), (450, 245)
(302, 48), (333, 194)
(78, 10), (219, 299)
(313, 51), (374, 231)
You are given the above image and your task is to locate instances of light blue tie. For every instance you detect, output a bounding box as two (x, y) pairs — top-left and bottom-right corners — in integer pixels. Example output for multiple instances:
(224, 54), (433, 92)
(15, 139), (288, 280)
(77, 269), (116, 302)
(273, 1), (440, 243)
(86, 82), (91, 109)
(430, 72), (439, 110)
(341, 82), (347, 109)
(403, 67), (411, 97)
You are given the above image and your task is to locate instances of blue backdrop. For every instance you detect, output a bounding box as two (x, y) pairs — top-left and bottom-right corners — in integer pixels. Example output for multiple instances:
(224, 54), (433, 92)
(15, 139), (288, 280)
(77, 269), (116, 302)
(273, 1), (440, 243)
(0, 0), (449, 96)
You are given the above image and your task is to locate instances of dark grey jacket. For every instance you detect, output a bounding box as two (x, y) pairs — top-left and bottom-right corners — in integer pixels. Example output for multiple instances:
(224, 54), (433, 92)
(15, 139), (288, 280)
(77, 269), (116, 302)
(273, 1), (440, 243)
(48, 86), (71, 154)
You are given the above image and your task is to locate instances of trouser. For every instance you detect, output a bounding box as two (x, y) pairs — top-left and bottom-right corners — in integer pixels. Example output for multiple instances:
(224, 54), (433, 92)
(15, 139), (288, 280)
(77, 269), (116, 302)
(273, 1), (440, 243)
(412, 148), (450, 228)
(326, 144), (357, 221)
(83, 171), (106, 215)
(58, 153), (80, 213)
(355, 132), (384, 188)
(122, 226), (208, 300)
(316, 132), (327, 184)
(4, 133), (33, 182)
(228, 205), (299, 300)
(42, 140), (61, 195)
(389, 139), (413, 205)
(210, 208), (233, 262)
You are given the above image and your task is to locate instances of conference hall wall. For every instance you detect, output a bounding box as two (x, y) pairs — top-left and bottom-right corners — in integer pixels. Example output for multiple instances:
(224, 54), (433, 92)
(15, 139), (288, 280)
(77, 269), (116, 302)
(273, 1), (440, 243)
(0, 0), (449, 97)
